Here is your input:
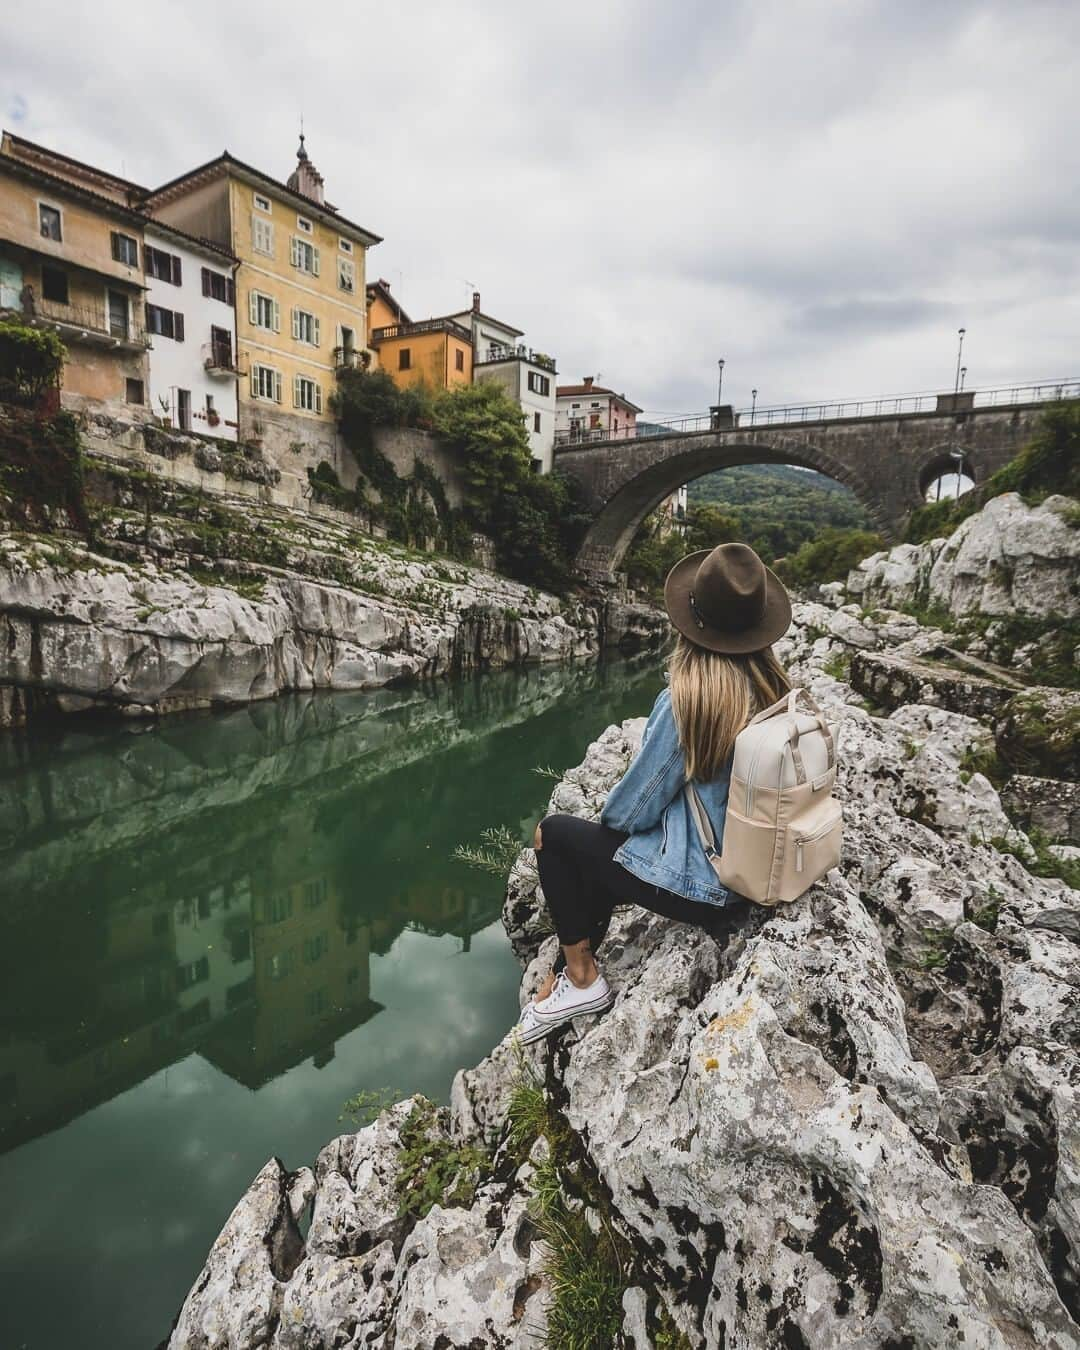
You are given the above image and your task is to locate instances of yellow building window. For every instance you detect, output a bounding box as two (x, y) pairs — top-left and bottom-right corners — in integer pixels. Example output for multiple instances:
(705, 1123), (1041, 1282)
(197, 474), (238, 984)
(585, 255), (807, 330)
(293, 375), (322, 413)
(290, 235), (320, 276)
(251, 364), (283, 403)
(252, 214), (274, 255)
(291, 307), (320, 346)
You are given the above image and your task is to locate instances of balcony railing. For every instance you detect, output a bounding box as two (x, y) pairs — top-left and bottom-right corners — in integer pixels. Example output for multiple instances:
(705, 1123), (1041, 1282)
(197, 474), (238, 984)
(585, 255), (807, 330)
(12, 297), (149, 349)
(333, 346), (366, 369)
(477, 343), (556, 371)
(370, 317), (472, 343)
(202, 341), (240, 375)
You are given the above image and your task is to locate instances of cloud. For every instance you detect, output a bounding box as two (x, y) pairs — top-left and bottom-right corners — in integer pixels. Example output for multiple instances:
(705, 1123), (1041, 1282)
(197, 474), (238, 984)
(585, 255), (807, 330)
(3, 0), (1078, 419)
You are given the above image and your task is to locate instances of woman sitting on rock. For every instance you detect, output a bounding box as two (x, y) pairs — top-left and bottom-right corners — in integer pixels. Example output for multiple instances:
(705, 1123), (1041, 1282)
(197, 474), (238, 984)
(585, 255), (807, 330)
(518, 542), (792, 1044)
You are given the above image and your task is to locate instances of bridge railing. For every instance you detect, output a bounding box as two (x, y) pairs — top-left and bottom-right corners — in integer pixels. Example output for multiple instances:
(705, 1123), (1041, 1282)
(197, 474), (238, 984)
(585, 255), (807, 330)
(552, 377), (1080, 448)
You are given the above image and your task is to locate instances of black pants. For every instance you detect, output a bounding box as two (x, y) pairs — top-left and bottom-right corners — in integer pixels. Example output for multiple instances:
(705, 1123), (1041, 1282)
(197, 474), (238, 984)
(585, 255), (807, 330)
(536, 813), (748, 962)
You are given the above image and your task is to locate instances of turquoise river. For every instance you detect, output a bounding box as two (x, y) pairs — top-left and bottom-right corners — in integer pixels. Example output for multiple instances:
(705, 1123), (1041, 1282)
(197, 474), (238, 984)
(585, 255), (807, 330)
(0, 655), (665, 1349)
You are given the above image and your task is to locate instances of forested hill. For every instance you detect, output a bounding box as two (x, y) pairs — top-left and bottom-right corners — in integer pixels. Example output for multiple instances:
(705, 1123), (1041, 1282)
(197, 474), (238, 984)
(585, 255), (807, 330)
(687, 462), (872, 559)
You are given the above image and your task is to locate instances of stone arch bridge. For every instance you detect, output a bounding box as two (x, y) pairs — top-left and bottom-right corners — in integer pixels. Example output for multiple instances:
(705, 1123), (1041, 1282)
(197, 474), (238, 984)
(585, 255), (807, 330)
(556, 382), (1079, 581)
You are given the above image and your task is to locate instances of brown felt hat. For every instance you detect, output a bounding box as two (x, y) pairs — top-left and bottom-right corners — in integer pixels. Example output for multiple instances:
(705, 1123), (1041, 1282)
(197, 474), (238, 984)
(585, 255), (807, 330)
(663, 542), (792, 654)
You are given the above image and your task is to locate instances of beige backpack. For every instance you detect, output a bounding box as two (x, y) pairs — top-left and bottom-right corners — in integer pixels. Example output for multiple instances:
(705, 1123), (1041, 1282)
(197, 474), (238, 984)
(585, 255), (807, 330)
(686, 688), (842, 906)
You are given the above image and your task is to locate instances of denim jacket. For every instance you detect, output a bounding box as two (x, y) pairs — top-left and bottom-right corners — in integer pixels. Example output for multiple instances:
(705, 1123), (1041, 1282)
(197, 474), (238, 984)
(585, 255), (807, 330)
(600, 687), (734, 907)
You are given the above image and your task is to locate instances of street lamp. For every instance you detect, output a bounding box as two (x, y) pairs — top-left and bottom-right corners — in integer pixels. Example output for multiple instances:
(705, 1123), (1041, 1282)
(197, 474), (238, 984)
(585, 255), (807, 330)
(959, 366), (967, 392)
(952, 327), (967, 497)
(717, 358), (725, 404)
(953, 327), (966, 400)
(751, 388), (758, 425)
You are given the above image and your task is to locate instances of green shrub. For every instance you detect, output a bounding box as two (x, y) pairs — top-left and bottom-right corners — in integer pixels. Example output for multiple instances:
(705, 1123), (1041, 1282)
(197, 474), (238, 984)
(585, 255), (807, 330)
(394, 1099), (490, 1221)
(0, 407), (90, 536)
(992, 827), (1080, 890)
(0, 319), (65, 408)
(774, 527), (885, 587)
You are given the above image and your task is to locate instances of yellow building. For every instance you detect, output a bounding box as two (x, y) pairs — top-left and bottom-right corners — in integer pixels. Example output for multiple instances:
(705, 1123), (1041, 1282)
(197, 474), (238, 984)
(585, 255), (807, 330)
(366, 278), (473, 393)
(143, 136), (380, 458)
(0, 132), (150, 412)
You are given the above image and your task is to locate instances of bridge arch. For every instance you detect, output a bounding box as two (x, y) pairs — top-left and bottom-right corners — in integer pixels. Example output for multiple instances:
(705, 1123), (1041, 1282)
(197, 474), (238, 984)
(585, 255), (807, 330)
(571, 438), (894, 582)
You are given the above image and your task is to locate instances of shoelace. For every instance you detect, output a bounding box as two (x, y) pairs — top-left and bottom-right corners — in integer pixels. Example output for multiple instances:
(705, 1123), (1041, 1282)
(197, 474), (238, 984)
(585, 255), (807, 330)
(549, 973), (571, 1004)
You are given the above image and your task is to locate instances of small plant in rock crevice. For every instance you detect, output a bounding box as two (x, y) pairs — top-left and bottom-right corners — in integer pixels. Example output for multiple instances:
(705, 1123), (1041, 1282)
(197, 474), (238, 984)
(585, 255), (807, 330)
(916, 927), (956, 971)
(453, 825), (527, 876)
(394, 1098), (490, 1221)
(991, 827), (1080, 891)
(504, 1046), (654, 1350)
(339, 1086), (401, 1126)
(822, 651), (851, 681)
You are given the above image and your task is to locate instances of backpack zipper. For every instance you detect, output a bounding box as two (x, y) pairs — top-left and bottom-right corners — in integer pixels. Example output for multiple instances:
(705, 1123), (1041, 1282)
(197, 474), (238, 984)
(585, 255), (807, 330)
(795, 814), (838, 872)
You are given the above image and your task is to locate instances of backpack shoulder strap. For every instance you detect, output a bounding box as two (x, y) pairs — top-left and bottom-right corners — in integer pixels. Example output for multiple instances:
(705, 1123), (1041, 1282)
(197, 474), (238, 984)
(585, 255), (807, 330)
(685, 781), (721, 862)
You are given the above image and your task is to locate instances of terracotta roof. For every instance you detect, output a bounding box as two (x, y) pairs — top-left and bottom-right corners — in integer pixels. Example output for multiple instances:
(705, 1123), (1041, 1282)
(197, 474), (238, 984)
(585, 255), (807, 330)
(143, 151), (382, 247)
(1, 130), (148, 196)
(557, 383), (643, 413)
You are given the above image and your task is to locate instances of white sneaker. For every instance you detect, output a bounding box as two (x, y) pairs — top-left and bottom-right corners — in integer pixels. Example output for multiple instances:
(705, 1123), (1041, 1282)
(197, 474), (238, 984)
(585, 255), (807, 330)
(515, 1001), (554, 1045)
(531, 970), (614, 1026)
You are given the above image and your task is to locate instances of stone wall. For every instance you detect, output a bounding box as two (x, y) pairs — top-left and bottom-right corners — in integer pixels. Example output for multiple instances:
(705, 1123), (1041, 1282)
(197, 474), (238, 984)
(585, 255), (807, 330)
(73, 408), (468, 520)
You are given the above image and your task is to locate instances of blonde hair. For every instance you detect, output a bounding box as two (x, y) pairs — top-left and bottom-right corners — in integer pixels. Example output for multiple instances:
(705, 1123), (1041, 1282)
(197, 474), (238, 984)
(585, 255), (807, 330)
(669, 634), (791, 782)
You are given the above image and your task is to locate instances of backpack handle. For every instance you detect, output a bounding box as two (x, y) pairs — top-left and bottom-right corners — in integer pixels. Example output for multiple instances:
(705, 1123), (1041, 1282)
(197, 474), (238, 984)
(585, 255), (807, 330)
(750, 687), (836, 775)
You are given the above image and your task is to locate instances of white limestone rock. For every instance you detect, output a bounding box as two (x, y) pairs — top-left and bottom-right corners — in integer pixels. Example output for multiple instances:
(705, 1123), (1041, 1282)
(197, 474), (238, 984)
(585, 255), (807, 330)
(846, 492), (1079, 621)
(0, 531), (664, 724)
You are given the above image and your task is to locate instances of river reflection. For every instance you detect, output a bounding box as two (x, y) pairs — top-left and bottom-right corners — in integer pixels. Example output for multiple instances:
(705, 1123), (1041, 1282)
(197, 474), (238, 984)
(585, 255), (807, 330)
(0, 655), (665, 1349)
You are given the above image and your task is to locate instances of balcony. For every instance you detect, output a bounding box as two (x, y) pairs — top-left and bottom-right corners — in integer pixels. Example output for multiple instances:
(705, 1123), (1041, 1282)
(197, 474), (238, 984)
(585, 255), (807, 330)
(202, 341), (241, 376)
(476, 343), (556, 371)
(11, 297), (149, 351)
(333, 346), (369, 370)
(370, 317), (472, 344)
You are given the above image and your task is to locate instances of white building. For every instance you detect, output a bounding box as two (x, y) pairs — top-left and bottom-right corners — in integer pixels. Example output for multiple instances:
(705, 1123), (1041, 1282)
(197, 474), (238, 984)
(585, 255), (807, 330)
(555, 375), (642, 445)
(448, 292), (557, 473)
(144, 220), (239, 440)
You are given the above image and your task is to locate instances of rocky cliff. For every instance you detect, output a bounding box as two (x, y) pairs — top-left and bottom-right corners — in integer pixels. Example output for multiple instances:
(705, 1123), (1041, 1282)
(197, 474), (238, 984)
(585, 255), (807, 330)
(162, 522), (1080, 1347)
(0, 507), (665, 726)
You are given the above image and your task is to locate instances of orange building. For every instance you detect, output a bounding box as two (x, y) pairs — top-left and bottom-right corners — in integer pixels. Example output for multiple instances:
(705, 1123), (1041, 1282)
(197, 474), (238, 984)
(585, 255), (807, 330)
(0, 132), (150, 413)
(366, 278), (472, 393)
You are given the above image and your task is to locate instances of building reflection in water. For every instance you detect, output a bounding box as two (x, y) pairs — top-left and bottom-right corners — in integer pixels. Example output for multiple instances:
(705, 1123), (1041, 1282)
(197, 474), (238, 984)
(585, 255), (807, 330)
(0, 654), (663, 1154)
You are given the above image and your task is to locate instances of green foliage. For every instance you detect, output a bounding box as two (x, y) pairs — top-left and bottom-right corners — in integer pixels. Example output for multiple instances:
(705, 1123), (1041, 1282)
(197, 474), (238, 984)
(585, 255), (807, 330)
(775, 527), (885, 587)
(0, 408), (90, 536)
(306, 459), (370, 517)
(395, 1099), (490, 1221)
(332, 370), (589, 586)
(688, 462), (874, 559)
(452, 825), (526, 876)
(506, 1055), (549, 1163)
(916, 927), (955, 970)
(958, 743), (1006, 788)
(538, 1203), (628, 1350)
(992, 827), (1080, 890)
(821, 651), (851, 681)
(0, 319), (65, 407)
(968, 885), (1003, 933)
(435, 381), (590, 590)
(503, 1054), (628, 1350)
(339, 1086), (402, 1126)
(434, 379), (532, 519)
(905, 403), (1080, 543)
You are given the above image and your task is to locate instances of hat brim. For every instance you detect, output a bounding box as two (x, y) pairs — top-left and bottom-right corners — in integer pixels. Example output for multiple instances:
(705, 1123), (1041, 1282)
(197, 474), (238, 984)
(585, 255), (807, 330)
(663, 549), (793, 654)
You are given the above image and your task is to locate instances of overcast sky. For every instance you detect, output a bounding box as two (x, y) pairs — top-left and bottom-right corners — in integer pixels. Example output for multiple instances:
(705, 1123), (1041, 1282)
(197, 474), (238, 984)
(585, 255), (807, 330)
(4, 0), (1079, 418)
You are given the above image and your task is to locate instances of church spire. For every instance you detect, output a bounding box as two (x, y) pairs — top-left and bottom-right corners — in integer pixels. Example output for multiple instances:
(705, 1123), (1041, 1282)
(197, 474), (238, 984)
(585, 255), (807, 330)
(286, 123), (324, 204)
